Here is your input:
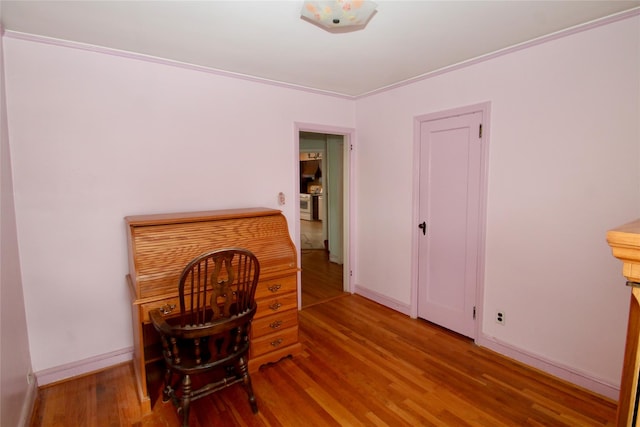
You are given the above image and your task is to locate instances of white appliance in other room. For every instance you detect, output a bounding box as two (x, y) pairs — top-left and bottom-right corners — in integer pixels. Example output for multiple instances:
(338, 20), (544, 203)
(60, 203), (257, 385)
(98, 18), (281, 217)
(300, 193), (313, 220)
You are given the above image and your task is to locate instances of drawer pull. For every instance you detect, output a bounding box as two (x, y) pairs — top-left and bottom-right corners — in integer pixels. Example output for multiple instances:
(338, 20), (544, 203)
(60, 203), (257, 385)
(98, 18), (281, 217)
(269, 302), (282, 311)
(269, 320), (283, 329)
(268, 284), (282, 293)
(270, 338), (284, 347)
(159, 304), (176, 315)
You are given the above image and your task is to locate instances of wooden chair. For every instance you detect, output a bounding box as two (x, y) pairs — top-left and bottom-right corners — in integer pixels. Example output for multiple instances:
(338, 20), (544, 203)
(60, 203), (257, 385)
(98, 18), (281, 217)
(149, 248), (260, 427)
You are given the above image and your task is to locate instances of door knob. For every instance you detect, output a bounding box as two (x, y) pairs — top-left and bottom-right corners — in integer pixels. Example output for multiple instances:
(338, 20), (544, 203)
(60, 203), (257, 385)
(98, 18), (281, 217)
(418, 221), (427, 235)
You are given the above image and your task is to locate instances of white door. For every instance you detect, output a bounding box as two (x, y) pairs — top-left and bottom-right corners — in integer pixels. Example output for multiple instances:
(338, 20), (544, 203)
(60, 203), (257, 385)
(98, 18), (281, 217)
(417, 111), (483, 338)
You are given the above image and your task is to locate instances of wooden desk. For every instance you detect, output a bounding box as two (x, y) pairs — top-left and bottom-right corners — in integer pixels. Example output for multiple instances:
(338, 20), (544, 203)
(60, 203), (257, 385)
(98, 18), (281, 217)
(607, 219), (640, 426)
(125, 207), (302, 413)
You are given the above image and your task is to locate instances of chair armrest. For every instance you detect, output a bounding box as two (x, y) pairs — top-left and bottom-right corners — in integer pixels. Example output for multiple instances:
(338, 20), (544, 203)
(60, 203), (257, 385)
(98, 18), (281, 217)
(149, 309), (173, 335)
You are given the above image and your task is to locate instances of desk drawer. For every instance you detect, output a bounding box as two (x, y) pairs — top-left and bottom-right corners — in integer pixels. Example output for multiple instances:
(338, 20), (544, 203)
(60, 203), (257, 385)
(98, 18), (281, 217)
(139, 297), (180, 324)
(255, 275), (297, 300)
(254, 292), (297, 320)
(252, 308), (298, 338)
(138, 287), (297, 324)
(251, 325), (298, 357)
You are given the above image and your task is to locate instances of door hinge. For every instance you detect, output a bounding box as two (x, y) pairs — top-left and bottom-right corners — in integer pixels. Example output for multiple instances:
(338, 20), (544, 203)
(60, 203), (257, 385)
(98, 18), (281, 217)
(350, 270), (353, 277)
(479, 124), (483, 138)
(350, 144), (353, 151)
(473, 306), (476, 319)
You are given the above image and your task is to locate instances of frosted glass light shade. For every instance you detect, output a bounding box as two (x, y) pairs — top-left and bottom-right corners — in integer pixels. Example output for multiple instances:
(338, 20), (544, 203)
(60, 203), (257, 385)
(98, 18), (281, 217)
(301, 0), (378, 30)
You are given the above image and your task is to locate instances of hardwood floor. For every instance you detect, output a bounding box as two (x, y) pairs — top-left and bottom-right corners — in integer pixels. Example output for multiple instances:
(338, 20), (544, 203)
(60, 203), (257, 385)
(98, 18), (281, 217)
(301, 248), (345, 307)
(30, 295), (617, 426)
(29, 362), (141, 427)
(300, 219), (347, 308)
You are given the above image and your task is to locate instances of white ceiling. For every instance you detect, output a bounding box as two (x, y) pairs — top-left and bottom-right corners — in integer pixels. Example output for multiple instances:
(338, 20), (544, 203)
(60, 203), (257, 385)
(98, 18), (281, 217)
(2, 1), (639, 97)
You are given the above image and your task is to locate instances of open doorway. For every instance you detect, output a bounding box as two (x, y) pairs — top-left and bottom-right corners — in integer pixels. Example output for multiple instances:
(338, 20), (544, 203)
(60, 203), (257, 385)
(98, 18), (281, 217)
(298, 131), (349, 307)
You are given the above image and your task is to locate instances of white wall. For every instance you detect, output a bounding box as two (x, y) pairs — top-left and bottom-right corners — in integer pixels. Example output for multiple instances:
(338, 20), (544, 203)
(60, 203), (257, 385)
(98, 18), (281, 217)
(0, 28), (34, 427)
(3, 36), (355, 374)
(354, 15), (640, 393)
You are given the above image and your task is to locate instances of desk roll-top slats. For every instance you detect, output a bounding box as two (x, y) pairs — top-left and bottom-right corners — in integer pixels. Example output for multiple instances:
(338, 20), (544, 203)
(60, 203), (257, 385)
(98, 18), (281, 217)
(129, 214), (297, 299)
(125, 207), (301, 413)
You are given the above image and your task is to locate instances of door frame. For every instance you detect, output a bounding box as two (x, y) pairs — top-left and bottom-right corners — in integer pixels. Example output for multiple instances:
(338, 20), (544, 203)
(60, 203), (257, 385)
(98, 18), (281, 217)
(409, 102), (491, 340)
(294, 122), (355, 308)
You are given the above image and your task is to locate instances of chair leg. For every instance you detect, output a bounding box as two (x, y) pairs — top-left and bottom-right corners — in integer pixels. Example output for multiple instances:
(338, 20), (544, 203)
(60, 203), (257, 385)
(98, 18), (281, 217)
(244, 375), (258, 414)
(180, 374), (192, 427)
(162, 368), (173, 403)
(237, 357), (258, 414)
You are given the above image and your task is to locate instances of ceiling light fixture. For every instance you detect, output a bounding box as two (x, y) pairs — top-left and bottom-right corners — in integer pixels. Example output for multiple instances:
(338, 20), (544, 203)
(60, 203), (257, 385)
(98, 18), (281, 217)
(301, 0), (378, 32)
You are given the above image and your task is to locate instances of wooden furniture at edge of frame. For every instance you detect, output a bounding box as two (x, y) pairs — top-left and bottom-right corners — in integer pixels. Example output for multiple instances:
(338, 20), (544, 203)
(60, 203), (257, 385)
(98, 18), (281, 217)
(607, 218), (640, 427)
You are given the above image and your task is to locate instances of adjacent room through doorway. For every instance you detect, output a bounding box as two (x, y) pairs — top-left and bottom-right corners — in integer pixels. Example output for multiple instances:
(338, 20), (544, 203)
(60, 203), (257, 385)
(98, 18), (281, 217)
(299, 131), (347, 307)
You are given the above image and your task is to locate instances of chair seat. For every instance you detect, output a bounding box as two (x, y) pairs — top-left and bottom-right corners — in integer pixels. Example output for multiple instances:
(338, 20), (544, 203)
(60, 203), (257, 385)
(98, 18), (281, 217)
(162, 341), (250, 375)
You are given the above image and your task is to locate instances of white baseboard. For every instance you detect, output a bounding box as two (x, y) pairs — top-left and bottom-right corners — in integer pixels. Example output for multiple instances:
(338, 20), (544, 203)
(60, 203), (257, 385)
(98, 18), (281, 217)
(35, 347), (133, 387)
(353, 285), (411, 316)
(18, 375), (38, 427)
(353, 286), (619, 401)
(476, 334), (619, 400)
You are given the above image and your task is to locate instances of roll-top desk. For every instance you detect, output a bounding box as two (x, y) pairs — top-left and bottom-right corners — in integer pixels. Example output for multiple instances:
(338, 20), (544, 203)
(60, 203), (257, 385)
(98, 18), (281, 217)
(607, 219), (640, 426)
(125, 207), (302, 413)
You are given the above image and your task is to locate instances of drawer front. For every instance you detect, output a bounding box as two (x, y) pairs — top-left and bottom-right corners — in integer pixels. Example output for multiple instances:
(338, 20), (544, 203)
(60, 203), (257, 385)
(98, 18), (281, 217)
(251, 308), (298, 338)
(139, 297), (181, 323)
(255, 275), (297, 300)
(138, 286), (297, 324)
(254, 292), (298, 320)
(251, 325), (299, 357)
